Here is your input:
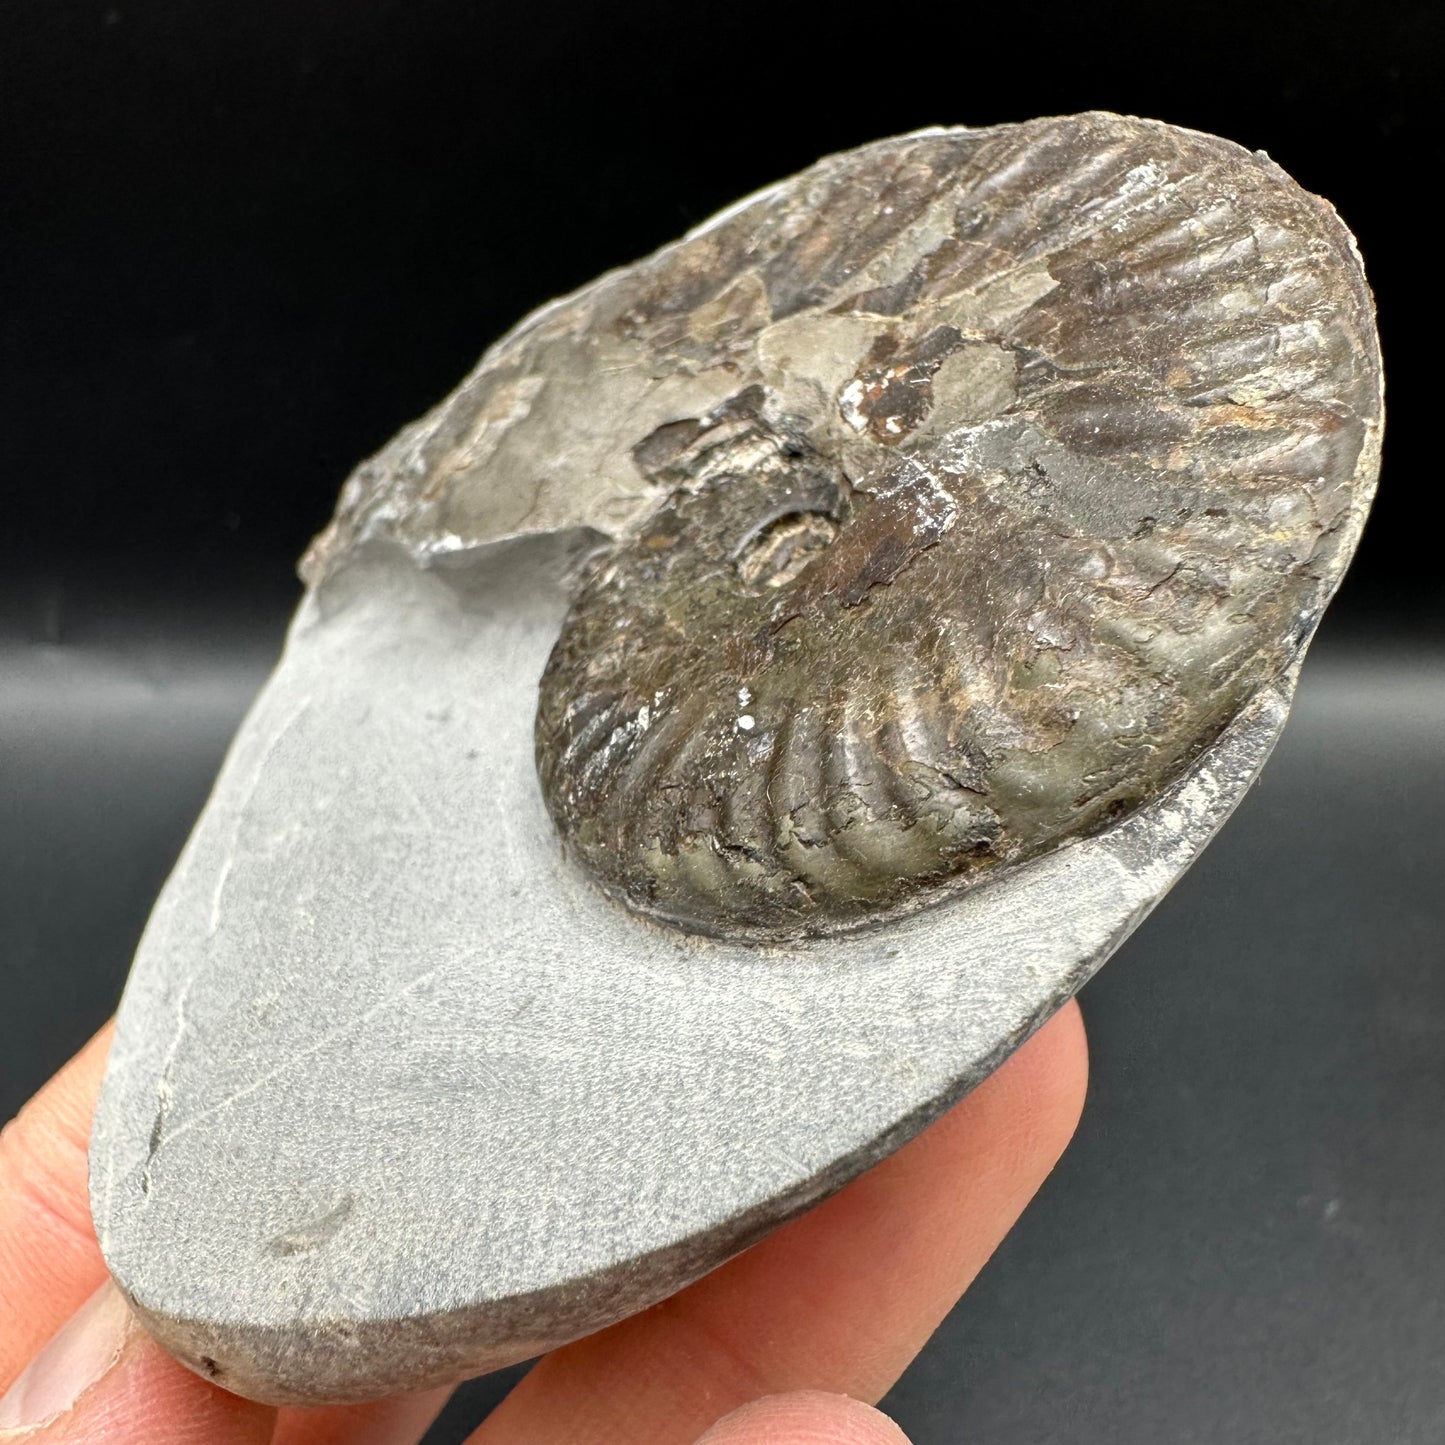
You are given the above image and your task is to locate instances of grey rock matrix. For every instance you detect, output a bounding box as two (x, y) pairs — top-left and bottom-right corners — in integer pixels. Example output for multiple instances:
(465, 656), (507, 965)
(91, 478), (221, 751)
(90, 114), (1381, 1404)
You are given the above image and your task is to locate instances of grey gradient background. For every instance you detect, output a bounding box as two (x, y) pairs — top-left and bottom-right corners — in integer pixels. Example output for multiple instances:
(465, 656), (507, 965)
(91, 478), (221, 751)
(2, 1), (1442, 1440)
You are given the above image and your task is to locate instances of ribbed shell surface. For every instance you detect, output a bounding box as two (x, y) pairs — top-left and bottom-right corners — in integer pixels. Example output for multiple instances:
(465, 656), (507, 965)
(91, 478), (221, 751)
(530, 117), (1381, 939)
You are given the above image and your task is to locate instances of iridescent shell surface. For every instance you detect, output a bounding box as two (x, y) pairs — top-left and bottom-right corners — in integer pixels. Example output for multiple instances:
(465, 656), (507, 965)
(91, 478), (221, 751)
(311, 114), (1382, 940)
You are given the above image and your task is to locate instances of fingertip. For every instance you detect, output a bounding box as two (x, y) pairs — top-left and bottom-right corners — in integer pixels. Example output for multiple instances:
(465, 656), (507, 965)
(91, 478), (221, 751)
(933, 997), (1089, 1177)
(694, 1391), (911, 1444)
(271, 1386), (453, 1445)
(0, 1285), (275, 1444)
(1017, 998), (1090, 1151)
(884, 994), (1086, 1208)
(0, 1025), (117, 1391)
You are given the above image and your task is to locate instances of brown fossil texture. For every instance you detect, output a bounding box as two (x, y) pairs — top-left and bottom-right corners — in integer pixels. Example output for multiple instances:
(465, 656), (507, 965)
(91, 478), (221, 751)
(314, 114), (1383, 941)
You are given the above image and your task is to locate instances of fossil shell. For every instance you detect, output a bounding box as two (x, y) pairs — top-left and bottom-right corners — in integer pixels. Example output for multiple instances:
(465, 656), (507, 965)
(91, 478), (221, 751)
(314, 114), (1382, 941)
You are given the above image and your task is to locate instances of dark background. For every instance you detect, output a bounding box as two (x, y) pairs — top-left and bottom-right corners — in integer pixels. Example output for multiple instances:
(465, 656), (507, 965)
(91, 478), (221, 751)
(2, 2), (1442, 1441)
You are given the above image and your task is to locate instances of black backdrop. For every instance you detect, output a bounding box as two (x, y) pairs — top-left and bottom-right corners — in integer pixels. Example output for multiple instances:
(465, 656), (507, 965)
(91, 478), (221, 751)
(2, 0), (1440, 627)
(3, 3), (1443, 1443)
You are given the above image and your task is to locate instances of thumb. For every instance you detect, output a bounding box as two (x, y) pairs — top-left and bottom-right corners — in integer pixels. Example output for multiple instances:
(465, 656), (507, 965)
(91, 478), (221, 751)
(693, 1391), (912, 1444)
(0, 1282), (274, 1444)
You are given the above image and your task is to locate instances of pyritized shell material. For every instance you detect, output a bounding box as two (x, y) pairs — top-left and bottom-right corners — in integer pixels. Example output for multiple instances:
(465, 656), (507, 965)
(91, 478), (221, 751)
(309, 113), (1382, 941)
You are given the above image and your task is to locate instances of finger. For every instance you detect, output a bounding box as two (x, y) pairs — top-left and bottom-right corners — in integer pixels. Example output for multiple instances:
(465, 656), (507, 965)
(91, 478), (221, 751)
(693, 1392), (911, 1444)
(473, 1000), (1088, 1445)
(271, 1388), (452, 1445)
(0, 1025), (114, 1389)
(0, 1024), (449, 1445)
(0, 1281), (275, 1443)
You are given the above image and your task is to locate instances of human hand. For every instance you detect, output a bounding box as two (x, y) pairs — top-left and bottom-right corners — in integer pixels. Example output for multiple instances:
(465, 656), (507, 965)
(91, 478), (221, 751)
(0, 1004), (1085, 1443)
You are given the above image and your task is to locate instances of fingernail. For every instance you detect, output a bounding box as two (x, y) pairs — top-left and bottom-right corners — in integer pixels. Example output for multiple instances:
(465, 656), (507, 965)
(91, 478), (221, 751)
(0, 1283), (133, 1433)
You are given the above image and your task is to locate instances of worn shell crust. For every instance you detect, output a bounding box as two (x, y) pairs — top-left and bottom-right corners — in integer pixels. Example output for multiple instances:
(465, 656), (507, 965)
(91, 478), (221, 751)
(311, 114), (1382, 942)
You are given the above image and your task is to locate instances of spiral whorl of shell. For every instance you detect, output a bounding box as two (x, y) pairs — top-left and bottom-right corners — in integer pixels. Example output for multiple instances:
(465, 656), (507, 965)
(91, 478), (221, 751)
(531, 117), (1381, 939)
(312, 115), (1382, 941)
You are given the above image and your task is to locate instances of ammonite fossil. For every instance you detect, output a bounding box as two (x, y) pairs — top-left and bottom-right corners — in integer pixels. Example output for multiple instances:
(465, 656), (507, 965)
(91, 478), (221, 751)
(316, 111), (1380, 941)
(93, 114), (1381, 1405)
